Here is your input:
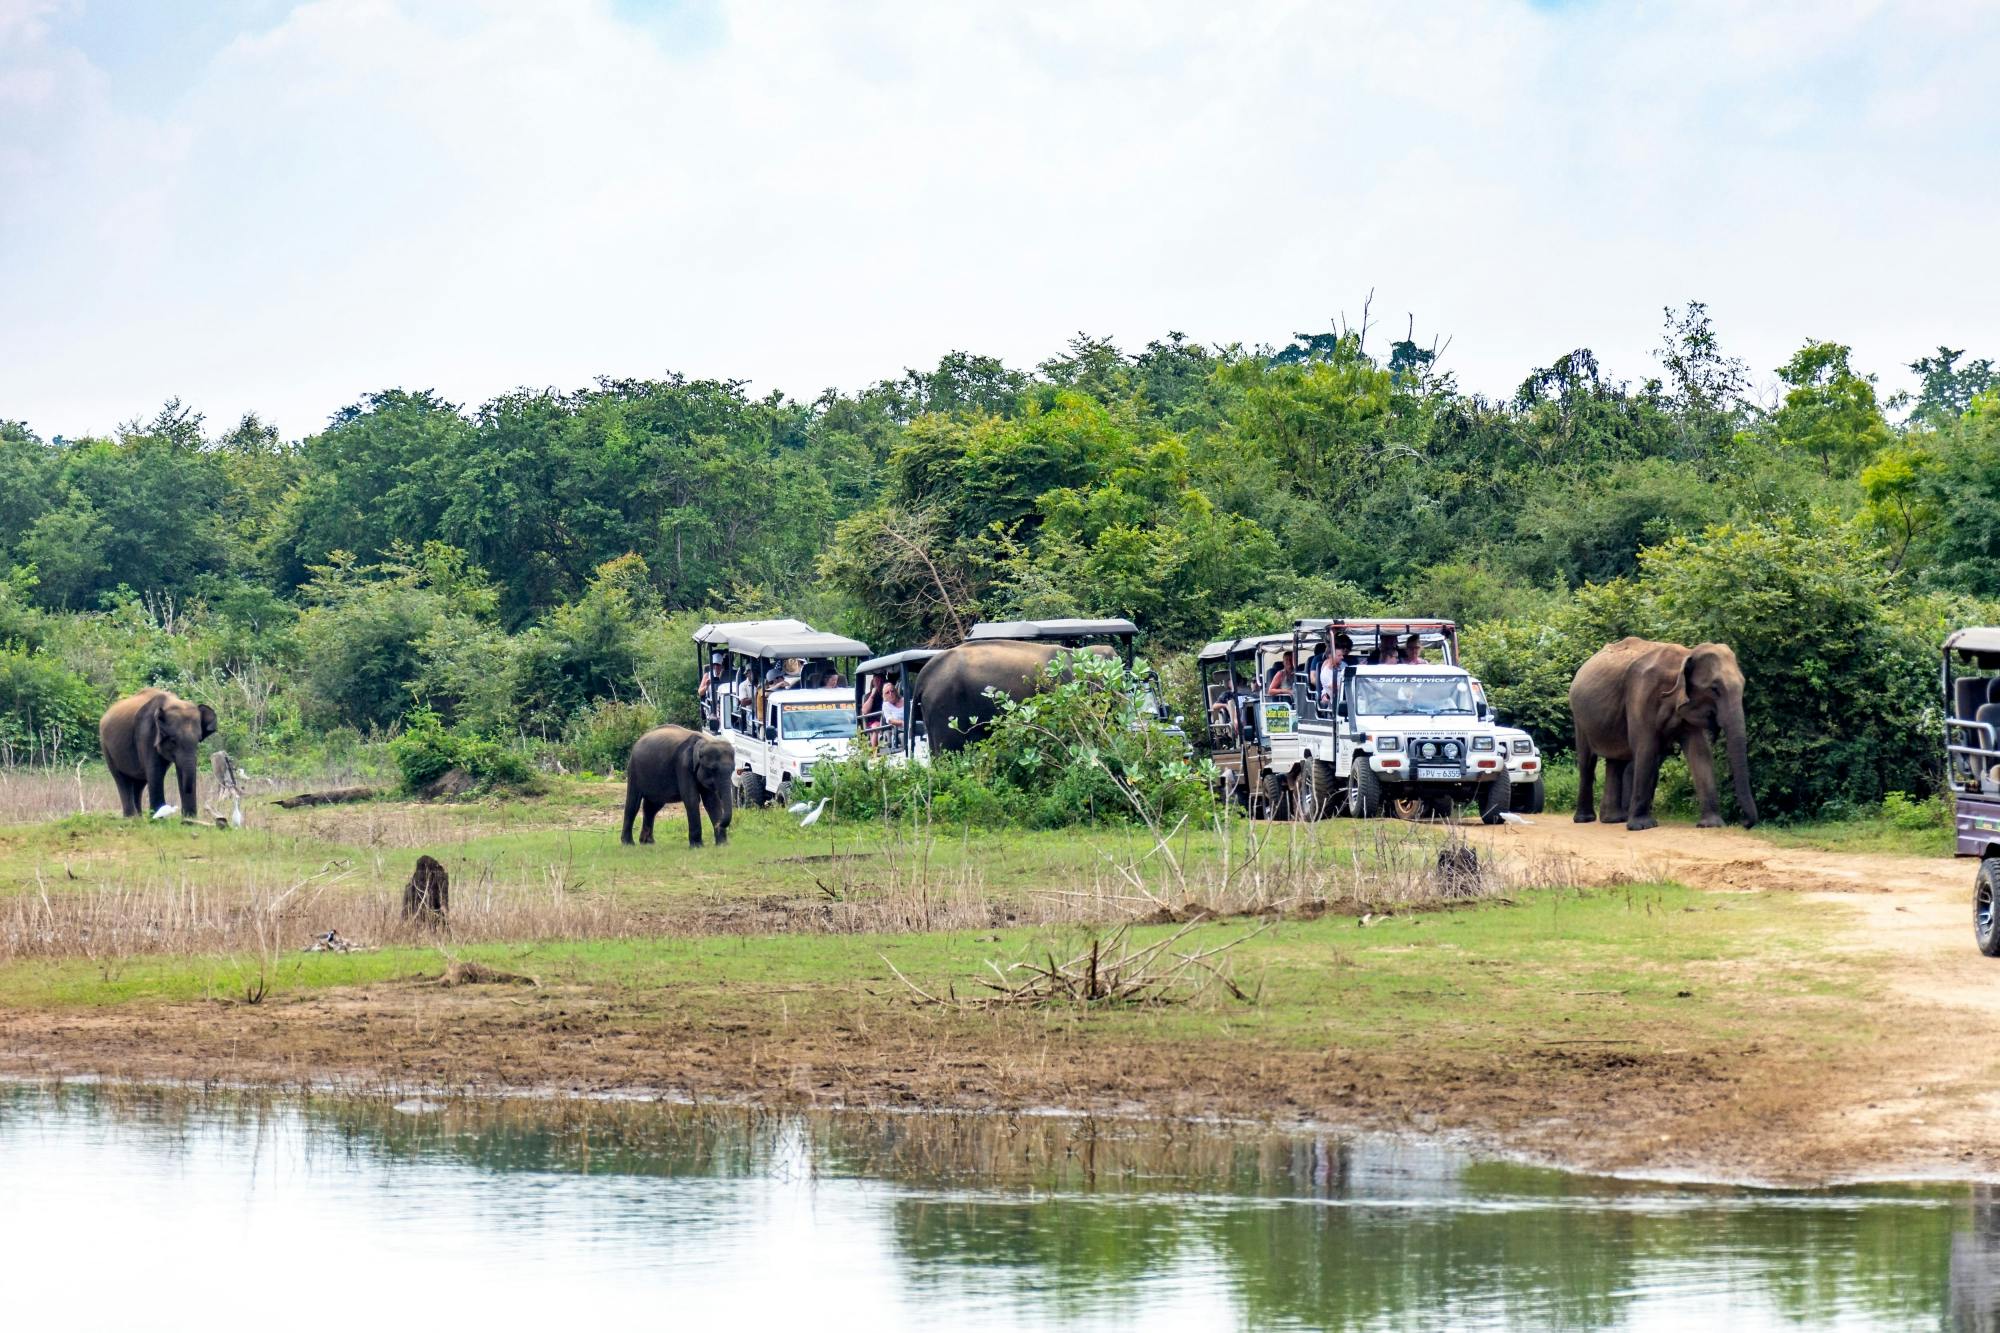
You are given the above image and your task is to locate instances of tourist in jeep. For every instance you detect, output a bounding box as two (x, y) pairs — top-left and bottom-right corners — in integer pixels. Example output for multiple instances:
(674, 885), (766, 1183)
(1266, 649), (1296, 697)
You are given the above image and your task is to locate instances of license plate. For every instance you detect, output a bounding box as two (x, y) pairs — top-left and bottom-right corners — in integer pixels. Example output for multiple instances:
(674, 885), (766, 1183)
(1417, 766), (1461, 780)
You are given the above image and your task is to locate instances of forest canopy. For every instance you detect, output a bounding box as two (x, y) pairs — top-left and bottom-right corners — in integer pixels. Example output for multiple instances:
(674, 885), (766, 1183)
(2, 304), (1993, 818)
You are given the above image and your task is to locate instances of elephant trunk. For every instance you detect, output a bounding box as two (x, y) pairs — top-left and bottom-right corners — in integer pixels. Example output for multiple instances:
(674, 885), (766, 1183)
(175, 748), (200, 818)
(706, 787), (731, 845)
(1723, 700), (1757, 828)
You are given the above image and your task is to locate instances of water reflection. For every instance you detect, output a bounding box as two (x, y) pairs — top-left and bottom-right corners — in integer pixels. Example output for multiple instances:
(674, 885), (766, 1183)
(0, 1084), (1980, 1329)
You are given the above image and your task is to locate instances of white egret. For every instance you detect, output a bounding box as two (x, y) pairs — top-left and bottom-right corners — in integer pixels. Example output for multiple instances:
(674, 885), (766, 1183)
(798, 797), (829, 827)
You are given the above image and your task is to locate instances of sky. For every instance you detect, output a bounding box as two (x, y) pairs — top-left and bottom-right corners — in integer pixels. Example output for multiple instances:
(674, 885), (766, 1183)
(1, 0), (1995, 440)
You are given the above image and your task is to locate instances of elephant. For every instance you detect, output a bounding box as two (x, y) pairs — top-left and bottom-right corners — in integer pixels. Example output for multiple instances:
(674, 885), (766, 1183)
(622, 724), (736, 847)
(909, 640), (1117, 753)
(98, 688), (218, 819)
(1569, 637), (1758, 832)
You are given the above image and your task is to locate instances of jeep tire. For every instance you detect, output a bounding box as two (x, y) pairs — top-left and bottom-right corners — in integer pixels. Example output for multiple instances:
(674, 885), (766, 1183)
(1254, 770), (1290, 822)
(1349, 763), (1385, 819)
(1301, 759), (1340, 821)
(1511, 774), (1546, 815)
(1478, 771), (1512, 825)
(1977, 859), (2000, 958)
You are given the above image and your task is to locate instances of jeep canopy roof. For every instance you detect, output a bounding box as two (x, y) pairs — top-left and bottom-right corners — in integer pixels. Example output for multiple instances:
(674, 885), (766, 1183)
(694, 619), (870, 660)
(1294, 617), (1457, 634)
(967, 618), (1140, 642)
(1196, 633), (1294, 663)
(857, 647), (943, 674)
(694, 618), (815, 645)
(1946, 627), (2000, 660)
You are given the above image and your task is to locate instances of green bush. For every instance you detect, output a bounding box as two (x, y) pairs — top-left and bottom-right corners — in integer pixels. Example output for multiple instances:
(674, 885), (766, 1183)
(0, 648), (102, 763)
(389, 708), (537, 795)
(814, 652), (1214, 830)
(563, 698), (662, 774)
(1880, 790), (1953, 831)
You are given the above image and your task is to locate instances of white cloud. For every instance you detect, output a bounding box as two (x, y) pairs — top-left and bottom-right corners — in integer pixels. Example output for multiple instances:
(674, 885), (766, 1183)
(1, 0), (1995, 438)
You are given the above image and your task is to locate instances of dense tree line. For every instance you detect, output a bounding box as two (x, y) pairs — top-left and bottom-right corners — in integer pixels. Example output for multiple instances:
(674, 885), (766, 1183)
(1, 305), (1994, 817)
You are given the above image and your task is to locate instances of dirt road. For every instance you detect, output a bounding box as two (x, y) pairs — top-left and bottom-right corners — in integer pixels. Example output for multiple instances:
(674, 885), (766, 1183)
(1469, 815), (2000, 1179)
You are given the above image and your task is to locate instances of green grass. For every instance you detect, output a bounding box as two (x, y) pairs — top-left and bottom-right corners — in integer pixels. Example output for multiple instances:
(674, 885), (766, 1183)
(1750, 817), (1953, 858)
(0, 774), (1429, 909)
(0, 883), (1853, 1064)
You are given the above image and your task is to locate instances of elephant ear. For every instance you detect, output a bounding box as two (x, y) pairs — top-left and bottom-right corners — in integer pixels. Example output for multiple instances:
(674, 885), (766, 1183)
(136, 692), (167, 755)
(197, 704), (217, 740)
(1683, 645), (1731, 697)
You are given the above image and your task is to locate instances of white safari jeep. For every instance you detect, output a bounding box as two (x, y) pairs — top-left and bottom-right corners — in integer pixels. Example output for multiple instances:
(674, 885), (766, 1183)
(1322, 664), (1520, 823)
(693, 620), (871, 807)
(1286, 618), (1541, 823)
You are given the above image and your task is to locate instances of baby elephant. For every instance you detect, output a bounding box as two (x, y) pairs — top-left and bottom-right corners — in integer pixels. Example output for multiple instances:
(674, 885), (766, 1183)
(622, 724), (736, 847)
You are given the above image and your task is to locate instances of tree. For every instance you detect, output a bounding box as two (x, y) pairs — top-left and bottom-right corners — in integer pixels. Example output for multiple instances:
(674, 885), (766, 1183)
(1767, 340), (1891, 477)
(294, 542), (499, 730)
(1905, 346), (1995, 427)
(14, 497), (110, 609)
(1859, 441), (1943, 574)
(1654, 300), (1748, 458)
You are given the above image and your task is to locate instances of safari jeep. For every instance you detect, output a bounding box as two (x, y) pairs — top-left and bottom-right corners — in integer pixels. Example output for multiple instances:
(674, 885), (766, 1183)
(852, 647), (941, 766)
(692, 620), (871, 807)
(1287, 618), (1532, 823)
(1196, 633), (1307, 818)
(1944, 626), (2000, 956)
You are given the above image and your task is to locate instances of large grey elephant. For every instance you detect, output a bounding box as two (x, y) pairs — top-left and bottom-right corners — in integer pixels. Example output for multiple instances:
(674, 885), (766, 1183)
(910, 640), (1116, 753)
(1569, 637), (1757, 832)
(622, 724), (735, 847)
(99, 688), (217, 819)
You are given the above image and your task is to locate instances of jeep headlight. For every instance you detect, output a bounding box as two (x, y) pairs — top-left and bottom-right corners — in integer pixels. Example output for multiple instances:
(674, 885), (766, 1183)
(1472, 736), (1495, 752)
(1512, 738), (1533, 754)
(1376, 735), (1400, 752)
(1444, 741), (1462, 760)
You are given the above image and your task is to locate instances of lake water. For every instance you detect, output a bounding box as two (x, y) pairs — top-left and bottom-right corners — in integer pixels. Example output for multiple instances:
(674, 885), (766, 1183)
(0, 1083), (1991, 1330)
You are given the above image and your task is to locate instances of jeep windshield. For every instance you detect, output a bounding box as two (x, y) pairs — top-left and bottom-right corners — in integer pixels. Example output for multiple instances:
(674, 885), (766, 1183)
(1351, 675), (1477, 718)
(780, 701), (858, 741)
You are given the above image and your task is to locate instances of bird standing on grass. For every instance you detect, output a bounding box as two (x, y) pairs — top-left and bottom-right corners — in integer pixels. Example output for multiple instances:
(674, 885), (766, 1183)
(799, 797), (829, 827)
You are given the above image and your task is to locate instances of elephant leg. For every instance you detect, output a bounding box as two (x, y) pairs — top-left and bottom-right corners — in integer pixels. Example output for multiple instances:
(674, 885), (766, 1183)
(110, 768), (140, 817)
(1602, 759), (1631, 823)
(681, 773), (705, 847)
(145, 756), (170, 814)
(639, 797), (661, 844)
(1574, 737), (1598, 823)
(621, 786), (642, 844)
(1625, 739), (1664, 832)
(1684, 730), (1723, 827)
(703, 789), (728, 846)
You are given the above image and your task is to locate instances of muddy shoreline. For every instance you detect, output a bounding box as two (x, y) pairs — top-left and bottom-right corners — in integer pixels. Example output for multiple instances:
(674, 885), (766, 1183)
(2, 962), (1989, 1189)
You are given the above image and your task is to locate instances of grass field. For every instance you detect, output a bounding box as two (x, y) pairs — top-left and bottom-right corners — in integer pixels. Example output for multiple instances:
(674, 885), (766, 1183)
(0, 768), (1921, 1180)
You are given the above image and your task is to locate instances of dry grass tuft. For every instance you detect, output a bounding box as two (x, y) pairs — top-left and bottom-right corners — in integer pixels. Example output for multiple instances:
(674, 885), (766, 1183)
(885, 915), (1269, 1010)
(0, 863), (633, 963)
